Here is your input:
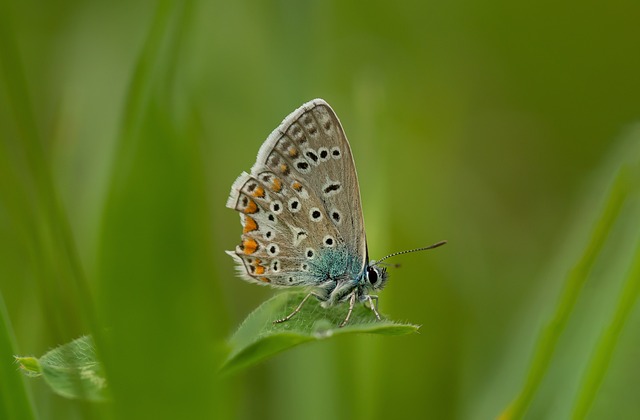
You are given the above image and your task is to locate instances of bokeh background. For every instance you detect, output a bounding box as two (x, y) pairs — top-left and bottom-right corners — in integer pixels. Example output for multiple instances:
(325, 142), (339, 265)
(2, 0), (640, 419)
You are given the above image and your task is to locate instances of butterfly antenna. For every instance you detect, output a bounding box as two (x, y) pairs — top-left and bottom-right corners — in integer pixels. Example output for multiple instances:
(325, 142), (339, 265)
(374, 240), (447, 265)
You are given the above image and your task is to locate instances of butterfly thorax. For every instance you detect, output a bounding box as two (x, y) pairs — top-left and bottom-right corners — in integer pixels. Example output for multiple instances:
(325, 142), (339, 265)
(307, 245), (389, 308)
(306, 245), (365, 306)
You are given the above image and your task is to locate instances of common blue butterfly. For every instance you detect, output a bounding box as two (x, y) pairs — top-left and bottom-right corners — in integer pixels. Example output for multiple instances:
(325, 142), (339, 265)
(226, 99), (446, 327)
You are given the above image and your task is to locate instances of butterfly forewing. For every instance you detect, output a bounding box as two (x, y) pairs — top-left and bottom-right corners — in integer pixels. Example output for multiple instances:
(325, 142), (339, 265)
(226, 99), (367, 290)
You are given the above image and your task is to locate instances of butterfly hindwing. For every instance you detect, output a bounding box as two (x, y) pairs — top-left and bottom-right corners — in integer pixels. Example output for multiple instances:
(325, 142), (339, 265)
(226, 169), (338, 287)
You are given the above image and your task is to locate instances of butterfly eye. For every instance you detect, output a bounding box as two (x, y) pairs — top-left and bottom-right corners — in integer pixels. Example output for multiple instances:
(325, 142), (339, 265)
(367, 267), (378, 286)
(367, 267), (388, 290)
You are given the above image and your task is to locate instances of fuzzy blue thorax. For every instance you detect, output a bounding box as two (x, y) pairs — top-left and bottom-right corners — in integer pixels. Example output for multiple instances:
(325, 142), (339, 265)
(306, 245), (366, 305)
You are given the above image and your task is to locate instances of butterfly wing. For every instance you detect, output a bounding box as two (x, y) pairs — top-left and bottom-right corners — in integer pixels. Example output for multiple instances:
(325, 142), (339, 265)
(226, 99), (367, 295)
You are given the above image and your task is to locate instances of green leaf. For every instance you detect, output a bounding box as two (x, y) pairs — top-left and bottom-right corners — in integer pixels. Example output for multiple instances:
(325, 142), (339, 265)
(17, 336), (107, 402)
(14, 357), (41, 377)
(14, 293), (417, 399)
(220, 291), (419, 375)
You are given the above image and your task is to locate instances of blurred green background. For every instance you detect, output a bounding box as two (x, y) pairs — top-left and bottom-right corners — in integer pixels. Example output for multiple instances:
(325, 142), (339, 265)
(2, 0), (640, 419)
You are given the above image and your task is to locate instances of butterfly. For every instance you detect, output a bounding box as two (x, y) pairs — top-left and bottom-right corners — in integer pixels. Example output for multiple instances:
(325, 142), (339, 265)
(226, 99), (446, 327)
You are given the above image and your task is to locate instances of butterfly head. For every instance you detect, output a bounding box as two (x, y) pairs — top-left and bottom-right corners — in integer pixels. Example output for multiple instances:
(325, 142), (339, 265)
(365, 264), (389, 291)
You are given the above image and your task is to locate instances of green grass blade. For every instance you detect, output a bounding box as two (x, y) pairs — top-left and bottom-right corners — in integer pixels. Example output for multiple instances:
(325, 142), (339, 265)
(220, 291), (420, 375)
(97, 1), (227, 418)
(0, 294), (36, 420)
(569, 149), (640, 418)
(0, 0), (95, 341)
(571, 230), (640, 418)
(503, 161), (633, 419)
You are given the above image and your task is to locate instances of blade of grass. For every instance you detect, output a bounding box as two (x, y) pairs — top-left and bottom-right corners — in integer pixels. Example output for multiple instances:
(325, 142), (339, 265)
(95, 0), (178, 371)
(0, 2), (103, 416)
(570, 155), (640, 418)
(502, 162), (633, 419)
(0, 294), (36, 420)
(0, 0), (96, 340)
(571, 225), (640, 418)
(97, 1), (226, 418)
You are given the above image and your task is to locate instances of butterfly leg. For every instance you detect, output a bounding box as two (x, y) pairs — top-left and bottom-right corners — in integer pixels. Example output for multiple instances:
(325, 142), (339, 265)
(366, 295), (381, 321)
(339, 292), (357, 328)
(273, 292), (313, 324)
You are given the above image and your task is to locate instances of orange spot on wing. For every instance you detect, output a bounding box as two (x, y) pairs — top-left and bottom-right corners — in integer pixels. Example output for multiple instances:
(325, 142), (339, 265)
(243, 199), (258, 214)
(271, 178), (282, 192)
(288, 147), (298, 158)
(255, 264), (265, 275)
(243, 216), (258, 233)
(259, 277), (271, 283)
(252, 186), (265, 198)
(279, 163), (289, 174)
(242, 238), (258, 254)
(292, 181), (302, 192)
